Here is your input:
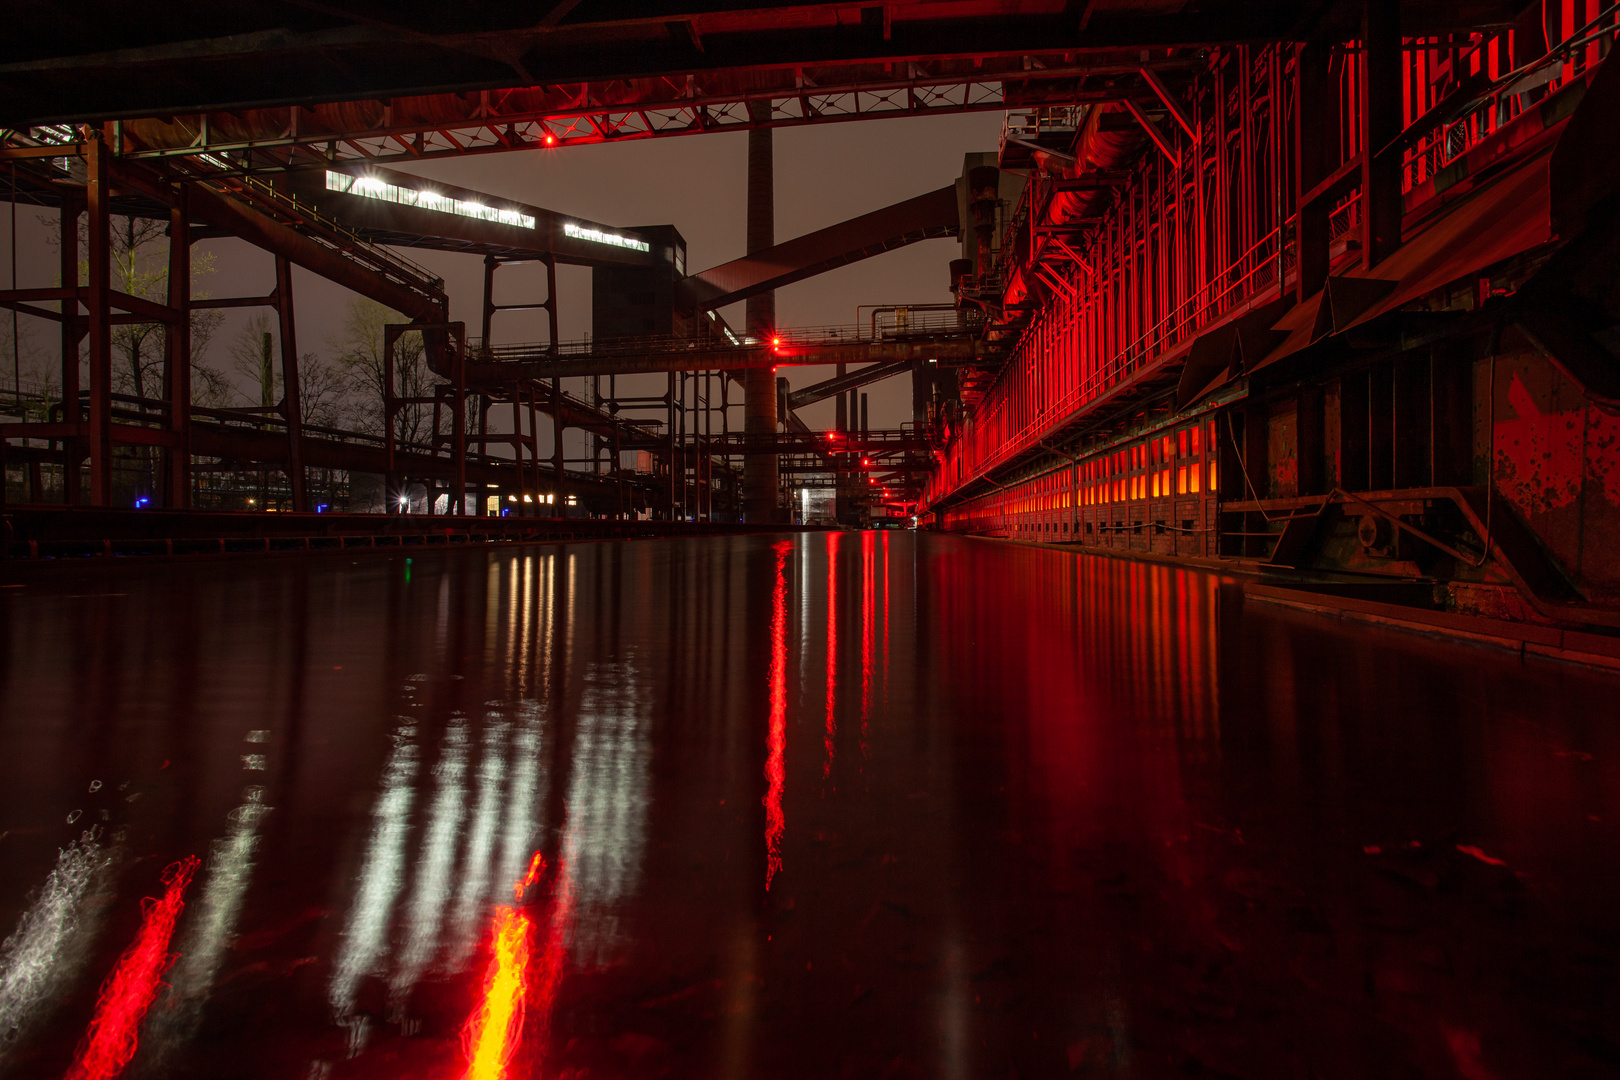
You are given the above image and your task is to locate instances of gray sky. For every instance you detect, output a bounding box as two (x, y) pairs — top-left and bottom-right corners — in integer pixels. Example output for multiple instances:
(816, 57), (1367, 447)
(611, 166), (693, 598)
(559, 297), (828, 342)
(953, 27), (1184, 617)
(4, 110), (1001, 439)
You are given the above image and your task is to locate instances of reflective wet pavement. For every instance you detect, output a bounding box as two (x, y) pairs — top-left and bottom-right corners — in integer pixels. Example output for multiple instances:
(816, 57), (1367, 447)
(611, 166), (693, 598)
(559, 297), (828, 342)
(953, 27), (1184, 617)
(1, 533), (1617, 1079)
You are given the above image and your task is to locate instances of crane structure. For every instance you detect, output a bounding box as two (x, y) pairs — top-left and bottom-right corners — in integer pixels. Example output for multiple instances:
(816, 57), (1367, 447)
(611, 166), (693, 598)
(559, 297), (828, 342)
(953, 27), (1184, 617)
(3, 0), (1620, 628)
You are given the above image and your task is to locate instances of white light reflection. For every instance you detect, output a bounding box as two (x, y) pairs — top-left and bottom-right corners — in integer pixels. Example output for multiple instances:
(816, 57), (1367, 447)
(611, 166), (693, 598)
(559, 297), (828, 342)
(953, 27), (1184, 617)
(389, 718), (468, 1006)
(0, 829), (113, 1049)
(445, 717), (509, 970)
(941, 934), (969, 1080)
(561, 659), (650, 968)
(494, 702), (548, 907)
(148, 784), (270, 1053)
(329, 721), (418, 1051)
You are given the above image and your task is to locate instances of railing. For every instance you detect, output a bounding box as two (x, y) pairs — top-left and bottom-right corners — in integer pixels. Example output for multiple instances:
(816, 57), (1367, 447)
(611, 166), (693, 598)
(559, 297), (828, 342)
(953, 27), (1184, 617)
(473, 310), (985, 363)
(929, 8), (1620, 511)
(1400, 4), (1619, 196)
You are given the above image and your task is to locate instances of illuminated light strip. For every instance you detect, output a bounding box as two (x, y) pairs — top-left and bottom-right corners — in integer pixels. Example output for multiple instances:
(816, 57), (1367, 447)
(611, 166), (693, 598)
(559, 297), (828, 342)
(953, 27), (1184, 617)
(64, 857), (201, 1080)
(326, 171), (536, 230)
(764, 540), (790, 889)
(562, 222), (650, 253)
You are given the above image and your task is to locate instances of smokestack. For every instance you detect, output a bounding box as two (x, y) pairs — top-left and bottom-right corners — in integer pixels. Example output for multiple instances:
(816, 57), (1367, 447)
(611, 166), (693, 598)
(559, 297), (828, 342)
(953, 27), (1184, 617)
(742, 101), (782, 523)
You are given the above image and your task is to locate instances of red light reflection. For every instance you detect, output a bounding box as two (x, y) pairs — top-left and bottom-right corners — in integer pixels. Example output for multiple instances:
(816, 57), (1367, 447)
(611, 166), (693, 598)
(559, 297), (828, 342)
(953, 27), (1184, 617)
(65, 856), (200, 1080)
(765, 540), (790, 888)
(461, 852), (558, 1080)
(462, 905), (533, 1080)
(860, 532), (874, 754)
(824, 533), (839, 779)
(531, 854), (575, 1061)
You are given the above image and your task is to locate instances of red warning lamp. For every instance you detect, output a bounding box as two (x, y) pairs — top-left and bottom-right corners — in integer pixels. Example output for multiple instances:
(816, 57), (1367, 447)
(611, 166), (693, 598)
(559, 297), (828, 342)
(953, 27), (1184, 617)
(862, 457), (871, 467)
(543, 132), (557, 146)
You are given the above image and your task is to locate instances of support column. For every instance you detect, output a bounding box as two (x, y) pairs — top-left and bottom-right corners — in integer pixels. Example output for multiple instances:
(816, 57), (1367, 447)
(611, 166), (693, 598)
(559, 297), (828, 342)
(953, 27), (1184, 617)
(453, 331), (467, 515)
(275, 256), (306, 511)
(84, 131), (113, 505)
(164, 191), (191, 507)
(552, 375), (564, 501)
(59, 190), (83, 505)
(742, 101), (781, 524)
(1361, 0), (1403, 268)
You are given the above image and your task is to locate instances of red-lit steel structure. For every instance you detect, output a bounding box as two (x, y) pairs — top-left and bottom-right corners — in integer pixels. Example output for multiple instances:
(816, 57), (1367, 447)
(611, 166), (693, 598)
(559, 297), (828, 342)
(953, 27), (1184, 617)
(924, 2), (1620, 628)
(3, 0), (1620, 627)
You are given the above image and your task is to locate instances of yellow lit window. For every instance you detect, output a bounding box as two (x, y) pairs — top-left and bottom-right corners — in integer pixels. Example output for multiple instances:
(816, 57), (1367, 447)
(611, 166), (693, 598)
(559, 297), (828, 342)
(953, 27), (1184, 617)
(1177, 466), (1187, 494)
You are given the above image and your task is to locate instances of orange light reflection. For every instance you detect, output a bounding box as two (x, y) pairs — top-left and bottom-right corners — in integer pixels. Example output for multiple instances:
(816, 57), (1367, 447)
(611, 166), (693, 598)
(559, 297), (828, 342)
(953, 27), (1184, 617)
(462, 854), (546, 1080)
(462, 906), (533, 1080)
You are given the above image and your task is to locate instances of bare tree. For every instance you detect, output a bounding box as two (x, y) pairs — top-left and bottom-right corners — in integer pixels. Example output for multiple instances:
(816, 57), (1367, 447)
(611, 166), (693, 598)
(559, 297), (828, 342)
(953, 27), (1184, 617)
(297, 351), (351, 429)
(330, 297), (432, 446)
(45, 211), (228, 408)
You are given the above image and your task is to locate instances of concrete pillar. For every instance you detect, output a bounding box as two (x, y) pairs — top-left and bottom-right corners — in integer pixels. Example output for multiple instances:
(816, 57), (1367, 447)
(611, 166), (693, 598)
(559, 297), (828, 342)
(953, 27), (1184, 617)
(742, 101), (781, 523)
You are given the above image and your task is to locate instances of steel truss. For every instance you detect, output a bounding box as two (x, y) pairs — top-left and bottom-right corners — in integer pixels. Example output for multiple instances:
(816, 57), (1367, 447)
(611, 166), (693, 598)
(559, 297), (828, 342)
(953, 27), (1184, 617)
(5, 56), (1198, 177)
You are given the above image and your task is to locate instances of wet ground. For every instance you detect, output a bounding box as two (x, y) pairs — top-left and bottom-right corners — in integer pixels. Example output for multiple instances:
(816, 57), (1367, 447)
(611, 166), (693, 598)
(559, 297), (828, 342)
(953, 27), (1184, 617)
(0, 532), (1617, 1079)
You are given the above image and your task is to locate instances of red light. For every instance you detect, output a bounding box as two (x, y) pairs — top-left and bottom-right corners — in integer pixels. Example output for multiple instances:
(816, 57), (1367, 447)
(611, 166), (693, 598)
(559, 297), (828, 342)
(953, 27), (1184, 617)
(543, 133), (557, 146)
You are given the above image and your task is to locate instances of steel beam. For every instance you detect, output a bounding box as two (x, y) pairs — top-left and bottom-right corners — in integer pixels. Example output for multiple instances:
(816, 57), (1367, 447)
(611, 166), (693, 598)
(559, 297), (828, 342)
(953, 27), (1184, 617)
(681, 186), (961, 312)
